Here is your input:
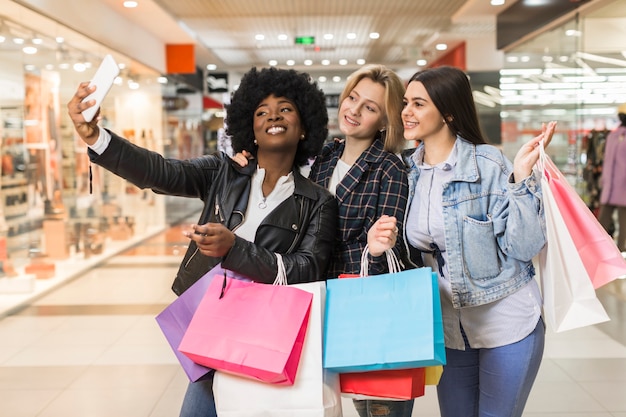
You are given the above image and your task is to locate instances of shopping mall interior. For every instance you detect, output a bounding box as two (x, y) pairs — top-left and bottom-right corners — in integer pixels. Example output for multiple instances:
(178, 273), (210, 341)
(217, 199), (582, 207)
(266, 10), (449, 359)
(1, 0), (626, 416)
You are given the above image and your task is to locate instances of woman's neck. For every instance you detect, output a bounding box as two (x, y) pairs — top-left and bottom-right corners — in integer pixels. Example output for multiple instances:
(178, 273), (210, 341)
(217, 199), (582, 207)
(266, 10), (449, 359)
(422, 133), (456, 166)
(341, 136), (375, 165)
(256, 154), (293, 197)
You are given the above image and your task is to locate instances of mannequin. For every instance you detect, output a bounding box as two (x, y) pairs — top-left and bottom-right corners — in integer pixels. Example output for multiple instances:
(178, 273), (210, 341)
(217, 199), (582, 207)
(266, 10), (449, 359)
(598, 103), (626, 251)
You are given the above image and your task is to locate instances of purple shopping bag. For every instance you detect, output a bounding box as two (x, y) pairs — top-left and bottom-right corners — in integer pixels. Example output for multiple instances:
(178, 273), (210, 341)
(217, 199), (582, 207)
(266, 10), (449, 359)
(155, 264), (250, 381)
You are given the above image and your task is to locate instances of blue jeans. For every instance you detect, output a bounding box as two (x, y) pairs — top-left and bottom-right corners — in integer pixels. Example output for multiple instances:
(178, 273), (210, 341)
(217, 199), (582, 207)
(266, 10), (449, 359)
(179, 373), (217, 417)
(353, 399), (415, 417)
(437, 318), (545, 417)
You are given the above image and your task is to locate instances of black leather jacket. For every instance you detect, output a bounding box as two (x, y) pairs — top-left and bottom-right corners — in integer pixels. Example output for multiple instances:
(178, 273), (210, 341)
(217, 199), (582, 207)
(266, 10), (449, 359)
(90, 131), (338, 295)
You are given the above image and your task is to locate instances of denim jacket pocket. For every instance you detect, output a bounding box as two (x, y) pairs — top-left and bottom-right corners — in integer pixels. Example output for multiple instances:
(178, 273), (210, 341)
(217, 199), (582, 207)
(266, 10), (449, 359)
(462, 215), (501, 280)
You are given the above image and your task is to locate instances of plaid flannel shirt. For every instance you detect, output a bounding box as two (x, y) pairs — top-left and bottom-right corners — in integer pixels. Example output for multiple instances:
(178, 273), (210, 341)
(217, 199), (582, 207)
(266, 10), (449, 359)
(309, 138), (408, 278)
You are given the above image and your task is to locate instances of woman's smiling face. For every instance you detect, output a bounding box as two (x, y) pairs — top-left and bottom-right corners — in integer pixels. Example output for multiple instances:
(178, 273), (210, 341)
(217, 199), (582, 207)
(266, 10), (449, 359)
(338, 77), (386, 141)
(253, 94), (304, 153)
(402, 80), (446, 142)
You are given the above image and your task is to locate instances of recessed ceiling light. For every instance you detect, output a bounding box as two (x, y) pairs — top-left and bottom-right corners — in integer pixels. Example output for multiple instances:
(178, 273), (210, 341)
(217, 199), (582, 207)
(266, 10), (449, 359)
(73, 62), (87, 72)
(369, 32), (380, 39)
(417, 59), (427, 66)
(255, 34), (265, 41)
(356, 58), (366, 65)
(324, 34), (334, 40)
(207, 64), (217, 70)
(490, 0), (505, 5)
(278, 34), (288, 41)
(269, 60), (277, 66)
(123, 1), (138, 8)
(339, 59), (348, 65)
(304, 59), (313, 66)
(286, 60), (295, 66)
(346, 33), (357, 40)
(321, 59), (330, 65)
(435, 43), (448, 51)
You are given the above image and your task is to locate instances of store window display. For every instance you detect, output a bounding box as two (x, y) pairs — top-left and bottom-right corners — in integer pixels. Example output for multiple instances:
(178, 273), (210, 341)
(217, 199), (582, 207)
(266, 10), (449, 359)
(598, 103), (626, 252)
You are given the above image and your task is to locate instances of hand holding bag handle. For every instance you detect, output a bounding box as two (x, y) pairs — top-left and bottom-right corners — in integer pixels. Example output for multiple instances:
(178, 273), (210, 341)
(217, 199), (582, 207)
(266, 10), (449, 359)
(360, 244), (402, 277)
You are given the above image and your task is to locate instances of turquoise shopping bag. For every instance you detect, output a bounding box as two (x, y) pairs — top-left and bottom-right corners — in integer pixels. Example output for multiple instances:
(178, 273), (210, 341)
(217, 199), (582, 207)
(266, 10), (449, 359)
(323, 267), (445, 373)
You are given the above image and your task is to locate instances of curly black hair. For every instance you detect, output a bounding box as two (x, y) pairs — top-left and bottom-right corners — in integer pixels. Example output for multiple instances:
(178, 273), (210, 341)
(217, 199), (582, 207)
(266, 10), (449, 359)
(225, 67), (329, 167)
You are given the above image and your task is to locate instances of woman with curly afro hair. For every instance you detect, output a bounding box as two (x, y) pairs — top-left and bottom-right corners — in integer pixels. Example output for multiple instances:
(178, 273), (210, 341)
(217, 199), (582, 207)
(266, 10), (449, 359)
(67, 66), (338, 417)
(226, 66), (329, 167)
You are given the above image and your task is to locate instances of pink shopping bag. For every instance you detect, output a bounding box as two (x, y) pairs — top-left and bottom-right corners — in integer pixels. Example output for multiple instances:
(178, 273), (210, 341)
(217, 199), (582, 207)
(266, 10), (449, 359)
(544, 156), (626, 288)
(179, 275), (313, 385)
(155, 264), (250, 382)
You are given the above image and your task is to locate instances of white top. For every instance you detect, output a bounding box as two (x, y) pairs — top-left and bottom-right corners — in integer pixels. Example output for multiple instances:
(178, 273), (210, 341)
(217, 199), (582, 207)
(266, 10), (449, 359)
(235, 168), (294, 241)
(328, 158), (350, 195)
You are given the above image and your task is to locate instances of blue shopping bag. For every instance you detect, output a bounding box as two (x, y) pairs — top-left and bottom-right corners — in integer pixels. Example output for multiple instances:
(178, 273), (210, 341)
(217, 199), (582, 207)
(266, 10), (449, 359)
(323, 267), (445, 373)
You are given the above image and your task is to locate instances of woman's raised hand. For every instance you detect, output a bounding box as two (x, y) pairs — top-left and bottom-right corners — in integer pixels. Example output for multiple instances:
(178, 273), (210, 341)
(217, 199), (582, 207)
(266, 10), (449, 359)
(513, 121), (557, 182)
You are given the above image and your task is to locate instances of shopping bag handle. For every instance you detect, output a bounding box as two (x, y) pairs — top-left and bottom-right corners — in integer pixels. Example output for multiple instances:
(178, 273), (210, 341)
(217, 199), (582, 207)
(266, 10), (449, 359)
(218, 253), (287, 299)
(359, 244), (402, 277)
(273, 253), (288, 286)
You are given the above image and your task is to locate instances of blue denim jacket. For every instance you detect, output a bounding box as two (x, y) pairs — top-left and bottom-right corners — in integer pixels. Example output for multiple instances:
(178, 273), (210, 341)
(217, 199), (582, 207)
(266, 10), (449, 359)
(404, 138), (546, 308)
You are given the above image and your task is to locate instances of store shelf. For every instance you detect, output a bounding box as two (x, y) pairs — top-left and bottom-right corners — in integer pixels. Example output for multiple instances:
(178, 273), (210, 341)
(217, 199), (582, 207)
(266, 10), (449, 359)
(0, 223), (171, 318)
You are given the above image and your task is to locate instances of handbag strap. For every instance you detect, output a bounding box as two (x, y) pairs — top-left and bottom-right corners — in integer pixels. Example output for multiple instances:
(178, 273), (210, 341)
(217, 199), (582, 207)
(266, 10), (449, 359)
(272, 253), (288, 286)
(359, 244), (401, 277)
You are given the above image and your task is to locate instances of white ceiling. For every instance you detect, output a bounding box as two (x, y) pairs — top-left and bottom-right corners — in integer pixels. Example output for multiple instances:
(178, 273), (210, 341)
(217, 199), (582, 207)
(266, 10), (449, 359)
(100, 0), (515, 77)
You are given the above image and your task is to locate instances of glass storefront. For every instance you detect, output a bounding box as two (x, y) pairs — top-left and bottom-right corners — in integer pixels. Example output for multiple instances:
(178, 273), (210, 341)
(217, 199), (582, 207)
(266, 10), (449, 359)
(0, 1), (205, 289)
(499, 0), (626, 208)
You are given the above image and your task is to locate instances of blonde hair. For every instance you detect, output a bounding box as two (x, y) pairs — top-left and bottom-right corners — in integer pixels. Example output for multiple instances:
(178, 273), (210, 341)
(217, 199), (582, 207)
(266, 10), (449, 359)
(340, 64), (405, 154)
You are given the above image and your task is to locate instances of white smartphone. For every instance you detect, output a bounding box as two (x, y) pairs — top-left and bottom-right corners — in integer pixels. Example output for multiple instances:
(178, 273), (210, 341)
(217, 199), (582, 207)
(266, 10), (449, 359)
(81, 54), (120, 122)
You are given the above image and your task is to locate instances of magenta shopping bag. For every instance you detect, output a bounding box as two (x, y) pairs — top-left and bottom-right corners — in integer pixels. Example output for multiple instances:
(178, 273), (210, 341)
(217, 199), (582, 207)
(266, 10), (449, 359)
(155, 264), (250, 382)
(544, 156), (626, 289)
(179, 275), (313, 385)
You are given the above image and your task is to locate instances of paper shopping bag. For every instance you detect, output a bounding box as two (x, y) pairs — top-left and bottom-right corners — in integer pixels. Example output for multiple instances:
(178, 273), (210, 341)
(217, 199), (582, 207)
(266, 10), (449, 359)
(179, 275), (313, 385)
(425, 365), (443, 386)
(324, 267), (445, 373)
(155, 264), (250, 382)
(339, 368), (425, 400)
(337, 269), (431, 399)
(537, 162), (610, 332)
(544, 156), (626, 289)
(214, 281), (342, 416)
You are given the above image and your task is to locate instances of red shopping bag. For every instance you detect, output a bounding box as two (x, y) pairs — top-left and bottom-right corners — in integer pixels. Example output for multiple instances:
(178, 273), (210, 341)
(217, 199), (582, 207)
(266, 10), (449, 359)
(544, 156), (626, 288)
(178, 274), (313, 385)
(340, 368), (425, 400)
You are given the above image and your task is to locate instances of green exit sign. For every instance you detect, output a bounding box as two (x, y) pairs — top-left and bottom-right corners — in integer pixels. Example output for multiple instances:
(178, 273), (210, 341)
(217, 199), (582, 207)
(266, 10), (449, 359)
(295, 36), (315, 45)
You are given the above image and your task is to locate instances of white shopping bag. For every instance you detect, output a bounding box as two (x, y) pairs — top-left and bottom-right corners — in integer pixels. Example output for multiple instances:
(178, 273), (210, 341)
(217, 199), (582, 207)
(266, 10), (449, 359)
(214, 281), (343, 416)
(536, 156), (610, 332)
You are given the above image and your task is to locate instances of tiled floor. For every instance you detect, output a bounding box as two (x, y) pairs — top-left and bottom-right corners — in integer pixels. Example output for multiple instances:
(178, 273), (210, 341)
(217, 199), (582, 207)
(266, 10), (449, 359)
(0, 217), (625, 416)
